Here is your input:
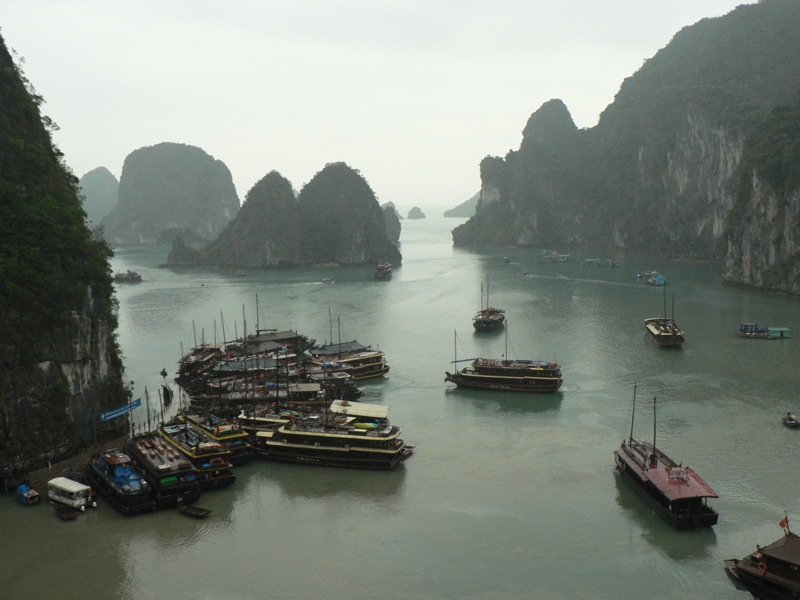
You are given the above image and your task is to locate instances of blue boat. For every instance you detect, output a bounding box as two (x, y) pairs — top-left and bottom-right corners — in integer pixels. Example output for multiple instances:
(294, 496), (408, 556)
(87, 448), (157, 515)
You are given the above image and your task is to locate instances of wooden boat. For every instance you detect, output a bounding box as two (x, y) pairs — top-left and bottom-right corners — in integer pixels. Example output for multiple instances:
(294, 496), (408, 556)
(374, 261), (393, 280)
(782, 412), (800, 428)
(47, 476), (97, 512)
(308, 340), (390, 380)
(176, 412), (254, 465)
(725, 525), (800, 598)
(644, 287), (684, 348)
(473, 275), (505, 332)
(124, 432), (202, 508)
(54, 504), (80, 520)
(16, 482), (40, 506)
(158, 422), (237, 490)
(86, 448), (157, 515)
(254, 399), (414, 469)
(614, 386), (718, 529)
(113, 269), (142, 283)
(445, 329), (562, 393)
(178, 501), (212, 519)
(738, 322), (790, 339)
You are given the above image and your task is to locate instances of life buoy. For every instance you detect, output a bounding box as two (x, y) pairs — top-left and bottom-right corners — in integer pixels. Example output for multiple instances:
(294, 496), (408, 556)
(759, 560), (767, 572)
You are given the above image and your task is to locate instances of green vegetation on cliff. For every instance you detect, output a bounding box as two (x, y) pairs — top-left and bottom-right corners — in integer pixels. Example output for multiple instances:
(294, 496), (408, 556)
(453, 0), (800, 261)
(168, 162), (401, 267)
(0, 36), (127, 473)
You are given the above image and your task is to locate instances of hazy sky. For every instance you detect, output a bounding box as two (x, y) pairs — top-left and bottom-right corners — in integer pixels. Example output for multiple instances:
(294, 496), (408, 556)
(2, 1), (751, 213)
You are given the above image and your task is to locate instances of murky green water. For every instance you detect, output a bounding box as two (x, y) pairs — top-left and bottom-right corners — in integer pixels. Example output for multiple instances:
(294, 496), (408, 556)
(3, 216), (796, 599)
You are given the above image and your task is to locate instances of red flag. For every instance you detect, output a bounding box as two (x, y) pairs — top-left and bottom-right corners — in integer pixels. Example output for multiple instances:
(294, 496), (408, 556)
(780, 516), (789, 529)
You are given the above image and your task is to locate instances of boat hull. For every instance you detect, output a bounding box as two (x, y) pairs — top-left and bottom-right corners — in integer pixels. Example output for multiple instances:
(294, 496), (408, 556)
(258, 444), (413, 470)
(86, 463), (157, 515)
(445, 372), (562, 393)
(614, 449), (718, 529)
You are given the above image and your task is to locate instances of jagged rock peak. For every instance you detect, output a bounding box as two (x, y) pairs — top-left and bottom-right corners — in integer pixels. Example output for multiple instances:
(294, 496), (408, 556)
(79, 166), (119, 226)
(196, 169), (303, 267)
(521, 99), (578, 147)
(299, 162), (402, 265)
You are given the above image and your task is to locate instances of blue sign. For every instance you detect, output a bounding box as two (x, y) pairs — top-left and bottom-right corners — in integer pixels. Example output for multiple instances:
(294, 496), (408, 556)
(100, 397), (142, 422)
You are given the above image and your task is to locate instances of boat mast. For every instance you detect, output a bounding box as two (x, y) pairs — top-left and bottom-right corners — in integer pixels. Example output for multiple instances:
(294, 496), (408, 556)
(650, 395), (657, 468)
(628, 383), (636, 444)
(662, 284), (667, 320)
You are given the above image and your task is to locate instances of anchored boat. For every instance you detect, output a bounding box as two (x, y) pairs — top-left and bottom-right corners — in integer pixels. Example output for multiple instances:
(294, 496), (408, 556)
(614, 385), (718, 529)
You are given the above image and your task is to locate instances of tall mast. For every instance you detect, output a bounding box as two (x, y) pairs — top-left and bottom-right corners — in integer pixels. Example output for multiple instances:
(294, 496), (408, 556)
(651, 395), (657, 467)
(629, 383), (636, 443)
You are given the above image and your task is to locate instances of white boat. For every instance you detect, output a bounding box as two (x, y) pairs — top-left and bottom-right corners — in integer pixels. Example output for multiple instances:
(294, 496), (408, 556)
(47, 476), (96, 511)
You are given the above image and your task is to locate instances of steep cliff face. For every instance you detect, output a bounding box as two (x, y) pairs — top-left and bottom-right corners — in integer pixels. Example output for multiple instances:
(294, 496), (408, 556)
(382, 205), (401, 247)
(166, 163), (401, 267)
(0, 35), (128, 476)
(101, 142), (240, 245)
(453, 0), (800, 276)
(79, 166), (119, 226)
(723, 175), (800, 293)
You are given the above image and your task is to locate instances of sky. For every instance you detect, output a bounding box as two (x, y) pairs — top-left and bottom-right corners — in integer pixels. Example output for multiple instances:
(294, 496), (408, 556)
(1, 1), (753, 214)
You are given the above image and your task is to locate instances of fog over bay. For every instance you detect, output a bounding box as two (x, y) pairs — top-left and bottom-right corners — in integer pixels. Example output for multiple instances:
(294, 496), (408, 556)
(1, 1), (750, 213)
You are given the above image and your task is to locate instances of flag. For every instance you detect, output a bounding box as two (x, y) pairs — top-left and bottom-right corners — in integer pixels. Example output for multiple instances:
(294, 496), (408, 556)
(780, 515), (789, 529)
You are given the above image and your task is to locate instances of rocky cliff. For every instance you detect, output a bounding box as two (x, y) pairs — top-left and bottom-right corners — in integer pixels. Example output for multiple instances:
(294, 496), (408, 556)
(101, 142), (240, 245)
(79, 166), (119, 226)
(0, 35), (129, 478)
(167, 162), (401, 267)
(453, 0), (800, 293)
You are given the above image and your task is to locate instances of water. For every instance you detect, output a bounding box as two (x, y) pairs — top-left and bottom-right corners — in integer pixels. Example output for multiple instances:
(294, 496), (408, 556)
(2, 216), (797, 599)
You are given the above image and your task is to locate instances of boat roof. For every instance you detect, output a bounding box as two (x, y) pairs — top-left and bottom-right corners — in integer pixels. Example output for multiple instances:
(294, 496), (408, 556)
(329, 399), (389, 419)
(48, 476), (91, 493)
(761, 533), (800, 564)
(616, 443), (717, 501)
(312, 340), (371, 356)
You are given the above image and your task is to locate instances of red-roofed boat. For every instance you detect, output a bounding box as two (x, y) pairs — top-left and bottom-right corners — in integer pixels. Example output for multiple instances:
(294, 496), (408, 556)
(614, 385), (718, 529)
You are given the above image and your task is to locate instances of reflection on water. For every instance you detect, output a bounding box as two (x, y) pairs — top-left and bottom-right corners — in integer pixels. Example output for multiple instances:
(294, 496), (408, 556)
(614, 474), (718, 561)
(444, 386), (563, 415)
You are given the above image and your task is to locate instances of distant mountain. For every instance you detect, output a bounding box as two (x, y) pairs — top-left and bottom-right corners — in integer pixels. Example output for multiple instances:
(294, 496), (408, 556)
(79, 166), (118, 226)
(101, 142), (240, 245)
(453, 0), (800, 294)
(167, 162), (401, 267)
(407, 206), (426, 219)
(381, 201), (403, 220)
(444, 192), (478, 217)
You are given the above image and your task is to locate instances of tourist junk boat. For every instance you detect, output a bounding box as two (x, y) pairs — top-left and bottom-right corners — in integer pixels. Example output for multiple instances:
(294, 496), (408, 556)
(374, 261), (393, 280)
(158, 421), (237, 490)
(444, 329), (563, 393)
(124, 432), (202, 508)
(176, 412), (253, 465)
(738, 322), (791, 339)
(644, 287), (684, 348)
(473, 275), (505, 332)
(724, 517), (800, 598)
(614, 386), (718, 529)
(308, 340), (390, 380)
(86, 448), (157, 515)
(47, 476), (97, 513)
(252, 399), (414, 469)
